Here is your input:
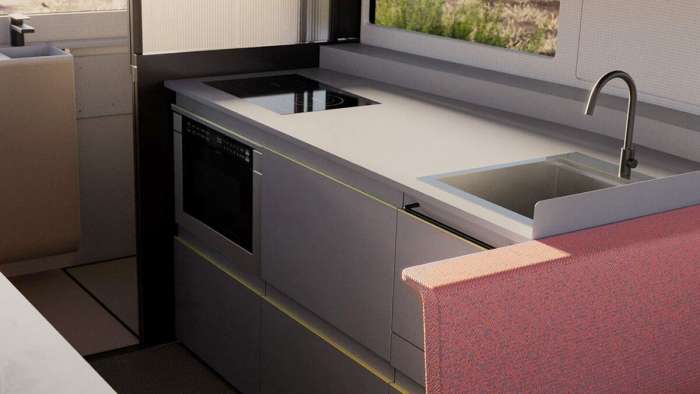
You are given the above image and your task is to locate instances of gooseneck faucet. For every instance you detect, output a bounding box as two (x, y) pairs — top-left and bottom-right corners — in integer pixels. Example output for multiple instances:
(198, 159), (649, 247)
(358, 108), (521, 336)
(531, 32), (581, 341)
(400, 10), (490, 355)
(584, 70), (639, 179)
(9, 14), (35, 47)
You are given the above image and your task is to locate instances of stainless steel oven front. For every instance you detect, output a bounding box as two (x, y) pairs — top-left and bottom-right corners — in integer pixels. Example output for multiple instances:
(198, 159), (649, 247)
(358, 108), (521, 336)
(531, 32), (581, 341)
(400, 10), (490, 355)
(173, 105), (262, 274)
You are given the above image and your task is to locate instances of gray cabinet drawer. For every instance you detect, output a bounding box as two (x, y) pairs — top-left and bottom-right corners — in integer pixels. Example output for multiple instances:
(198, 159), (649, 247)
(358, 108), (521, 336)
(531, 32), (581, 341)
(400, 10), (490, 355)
(261, 302), (388, 394)
(261, 151), (397, 359)
(391, 334), (425, 387)
(174, 239), (261, 394)
(393, 211), (484, 350)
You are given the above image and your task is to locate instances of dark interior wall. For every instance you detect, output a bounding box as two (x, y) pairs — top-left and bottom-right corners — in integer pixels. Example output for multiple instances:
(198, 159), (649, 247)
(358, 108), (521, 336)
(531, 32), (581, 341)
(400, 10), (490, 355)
(330, 0), (363, 41)
(133, 45), (320, 344)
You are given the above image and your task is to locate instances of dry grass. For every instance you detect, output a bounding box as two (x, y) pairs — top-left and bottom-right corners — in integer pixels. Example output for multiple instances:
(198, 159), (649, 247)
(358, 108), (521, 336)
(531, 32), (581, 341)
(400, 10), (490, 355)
(0, 0), (125, 14)
(376, 0), (559, 56)
(494, 0), (559, 55)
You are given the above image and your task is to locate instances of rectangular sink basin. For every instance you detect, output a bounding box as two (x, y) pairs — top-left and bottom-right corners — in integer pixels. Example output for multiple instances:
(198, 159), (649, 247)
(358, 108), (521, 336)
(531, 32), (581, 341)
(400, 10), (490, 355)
(0, 44), (70, 61)
(422, 153), (651, 221)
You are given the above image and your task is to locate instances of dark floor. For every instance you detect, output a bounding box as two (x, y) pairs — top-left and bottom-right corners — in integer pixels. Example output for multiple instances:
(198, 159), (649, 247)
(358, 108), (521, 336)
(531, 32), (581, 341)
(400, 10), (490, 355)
(90, 343), (237, 394)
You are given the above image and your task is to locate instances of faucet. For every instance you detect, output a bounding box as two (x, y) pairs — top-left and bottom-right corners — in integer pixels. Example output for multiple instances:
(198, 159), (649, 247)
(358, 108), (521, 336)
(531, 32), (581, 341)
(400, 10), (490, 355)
(584, 70), (639, 179)
(9, 14), (35, 47)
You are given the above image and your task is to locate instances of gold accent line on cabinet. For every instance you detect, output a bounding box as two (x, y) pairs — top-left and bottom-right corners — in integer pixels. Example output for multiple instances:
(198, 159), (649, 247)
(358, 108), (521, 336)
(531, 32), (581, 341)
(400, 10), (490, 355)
(264, 147), (398, 210)
(175, 237), (412, 393)
(177, 236), (264, 298)
(171, 104), (397, 210)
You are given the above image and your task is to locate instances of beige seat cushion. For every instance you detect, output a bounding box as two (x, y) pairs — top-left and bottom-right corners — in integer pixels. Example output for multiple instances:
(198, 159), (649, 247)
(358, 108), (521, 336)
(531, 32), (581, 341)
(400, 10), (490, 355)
(0, 55), (80, 263)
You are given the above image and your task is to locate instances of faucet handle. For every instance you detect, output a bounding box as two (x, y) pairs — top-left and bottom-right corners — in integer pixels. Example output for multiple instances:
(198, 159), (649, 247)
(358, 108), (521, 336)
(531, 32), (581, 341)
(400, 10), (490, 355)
(621, 147), (638, 171)
(627, 148), (638, 169)
(9, 14), (34, 33)
(9, 13), (31, 26)
(9, 13), (35, 46)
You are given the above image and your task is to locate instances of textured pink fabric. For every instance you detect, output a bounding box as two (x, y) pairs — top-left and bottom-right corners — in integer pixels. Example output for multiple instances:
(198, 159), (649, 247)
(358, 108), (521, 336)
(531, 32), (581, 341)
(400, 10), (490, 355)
(403, 205), (700, 393)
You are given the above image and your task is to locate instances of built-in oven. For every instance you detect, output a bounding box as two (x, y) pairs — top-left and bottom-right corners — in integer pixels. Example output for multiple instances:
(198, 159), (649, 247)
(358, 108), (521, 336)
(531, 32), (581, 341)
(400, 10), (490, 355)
(172, 105), (262, 274)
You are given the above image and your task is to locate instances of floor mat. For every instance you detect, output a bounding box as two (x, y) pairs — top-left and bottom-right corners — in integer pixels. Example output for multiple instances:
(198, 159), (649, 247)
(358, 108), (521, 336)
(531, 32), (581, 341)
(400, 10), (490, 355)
(89, 343), (238, 394)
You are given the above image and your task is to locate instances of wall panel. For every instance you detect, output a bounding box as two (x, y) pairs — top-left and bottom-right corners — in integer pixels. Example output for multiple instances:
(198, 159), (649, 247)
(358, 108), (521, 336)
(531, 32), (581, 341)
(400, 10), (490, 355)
(577, 0), (700, 109)
(75, 52), (132, 118)
(77, 114), (136, 264)
(241, 0), (301, 47)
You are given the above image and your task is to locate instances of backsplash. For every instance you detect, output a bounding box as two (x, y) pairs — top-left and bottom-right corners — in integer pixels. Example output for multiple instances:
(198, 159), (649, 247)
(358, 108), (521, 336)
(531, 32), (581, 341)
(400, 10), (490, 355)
(361, 0), (700, 116)
(577, 0), (700, 112)
(320, 44), (700, 164)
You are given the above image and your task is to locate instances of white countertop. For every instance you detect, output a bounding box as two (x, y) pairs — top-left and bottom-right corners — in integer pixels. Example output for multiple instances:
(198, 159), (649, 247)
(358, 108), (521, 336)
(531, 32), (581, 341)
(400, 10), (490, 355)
(166, 68), (700, 242)
(0, 273), (114, 394)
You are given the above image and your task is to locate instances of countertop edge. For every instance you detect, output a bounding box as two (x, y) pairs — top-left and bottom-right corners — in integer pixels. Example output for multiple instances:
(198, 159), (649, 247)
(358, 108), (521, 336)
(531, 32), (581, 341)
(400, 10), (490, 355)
(0, 272), (115, 394)
(166, 78), (534, 244)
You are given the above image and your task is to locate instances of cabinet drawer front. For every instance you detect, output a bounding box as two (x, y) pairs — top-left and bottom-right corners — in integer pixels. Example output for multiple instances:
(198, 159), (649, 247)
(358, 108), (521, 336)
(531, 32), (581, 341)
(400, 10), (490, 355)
(391, 334), (425, 387)
(261, 151), (397, 359)
(174, 240), (261, 394)
(394, 211), (484, 349)
(261, 303), (388, 394)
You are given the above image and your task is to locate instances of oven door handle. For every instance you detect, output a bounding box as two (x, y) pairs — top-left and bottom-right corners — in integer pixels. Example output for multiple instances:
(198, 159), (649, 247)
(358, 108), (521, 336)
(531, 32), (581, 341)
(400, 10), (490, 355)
(403, 203), (493, 250)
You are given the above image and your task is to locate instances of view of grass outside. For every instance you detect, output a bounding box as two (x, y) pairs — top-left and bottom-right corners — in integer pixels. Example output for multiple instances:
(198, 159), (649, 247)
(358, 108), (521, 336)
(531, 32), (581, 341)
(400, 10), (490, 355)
(0, 0), (126, 14)
(374, 0), (559, 56)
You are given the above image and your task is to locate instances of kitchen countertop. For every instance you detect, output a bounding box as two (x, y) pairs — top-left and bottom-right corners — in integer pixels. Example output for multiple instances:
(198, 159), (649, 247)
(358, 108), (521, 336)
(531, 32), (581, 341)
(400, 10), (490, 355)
(165, 68), (700, 242)
(0, 273), (114, 394)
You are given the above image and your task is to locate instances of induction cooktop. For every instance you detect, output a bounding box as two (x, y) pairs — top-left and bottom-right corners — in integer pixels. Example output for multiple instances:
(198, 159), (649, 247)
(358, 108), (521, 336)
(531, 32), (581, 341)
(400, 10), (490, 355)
(206, 74), (378, 115)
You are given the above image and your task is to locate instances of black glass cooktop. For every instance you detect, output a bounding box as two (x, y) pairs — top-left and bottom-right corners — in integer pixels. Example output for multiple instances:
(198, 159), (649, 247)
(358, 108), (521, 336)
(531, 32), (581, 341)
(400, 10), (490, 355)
(206, 74), (378, 115)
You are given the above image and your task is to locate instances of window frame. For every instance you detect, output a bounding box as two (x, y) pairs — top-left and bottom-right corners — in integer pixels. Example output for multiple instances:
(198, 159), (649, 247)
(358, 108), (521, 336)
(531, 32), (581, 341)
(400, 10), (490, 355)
(361, 0), (582, 87)
(367, 0), (561, 57)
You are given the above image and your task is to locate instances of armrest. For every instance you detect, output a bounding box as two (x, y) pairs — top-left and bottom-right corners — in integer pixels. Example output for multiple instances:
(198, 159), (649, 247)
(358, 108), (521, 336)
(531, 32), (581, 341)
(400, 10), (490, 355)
(403, 204), (700, 392)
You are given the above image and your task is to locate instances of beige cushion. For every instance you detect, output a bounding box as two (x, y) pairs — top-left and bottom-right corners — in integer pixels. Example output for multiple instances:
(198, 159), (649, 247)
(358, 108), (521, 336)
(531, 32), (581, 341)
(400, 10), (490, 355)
(0, 54), (80, 263)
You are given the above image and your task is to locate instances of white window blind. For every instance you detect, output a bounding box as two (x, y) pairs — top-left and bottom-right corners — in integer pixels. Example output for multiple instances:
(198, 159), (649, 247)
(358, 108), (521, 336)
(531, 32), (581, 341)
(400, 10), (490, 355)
(141, 0), (329, 54)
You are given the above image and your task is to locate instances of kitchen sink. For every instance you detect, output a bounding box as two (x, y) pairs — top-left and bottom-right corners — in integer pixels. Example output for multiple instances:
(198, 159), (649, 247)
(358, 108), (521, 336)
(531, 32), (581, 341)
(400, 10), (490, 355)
(0, 44), (69, 60)
(422, 153), (652, 220)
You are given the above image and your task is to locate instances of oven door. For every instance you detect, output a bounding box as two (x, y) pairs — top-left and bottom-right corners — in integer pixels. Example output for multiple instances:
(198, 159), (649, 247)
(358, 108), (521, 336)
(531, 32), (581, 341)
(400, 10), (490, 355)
(173, 106), (262, 274)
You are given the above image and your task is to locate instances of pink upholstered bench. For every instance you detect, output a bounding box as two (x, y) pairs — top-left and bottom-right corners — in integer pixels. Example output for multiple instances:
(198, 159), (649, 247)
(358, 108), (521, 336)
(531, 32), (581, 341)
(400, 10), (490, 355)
(404, 204), (700, 393)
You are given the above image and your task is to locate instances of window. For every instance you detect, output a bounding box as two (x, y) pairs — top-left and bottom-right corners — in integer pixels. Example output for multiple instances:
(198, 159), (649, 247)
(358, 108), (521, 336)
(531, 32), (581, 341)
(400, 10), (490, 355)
(0, 0), (126, 15)
(370, 0), (560, 56)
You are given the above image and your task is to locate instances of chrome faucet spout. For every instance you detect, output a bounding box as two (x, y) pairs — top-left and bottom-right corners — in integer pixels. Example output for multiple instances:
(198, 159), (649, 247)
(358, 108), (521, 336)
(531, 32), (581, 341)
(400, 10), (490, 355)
(584, 70), (639, 179)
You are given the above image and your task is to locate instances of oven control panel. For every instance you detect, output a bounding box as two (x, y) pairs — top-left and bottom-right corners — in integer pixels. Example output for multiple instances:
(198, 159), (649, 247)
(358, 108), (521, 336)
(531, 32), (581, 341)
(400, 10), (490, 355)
(182, 116), (253, 168)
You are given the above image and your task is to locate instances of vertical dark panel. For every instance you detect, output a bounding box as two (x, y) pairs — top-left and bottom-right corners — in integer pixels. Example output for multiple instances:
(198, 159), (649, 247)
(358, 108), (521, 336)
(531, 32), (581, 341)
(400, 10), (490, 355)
(134, 45), (320, 345)
(330, 0), (362, 42)
(128, 0), (142, 55)
(128, 0), (143, 343)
